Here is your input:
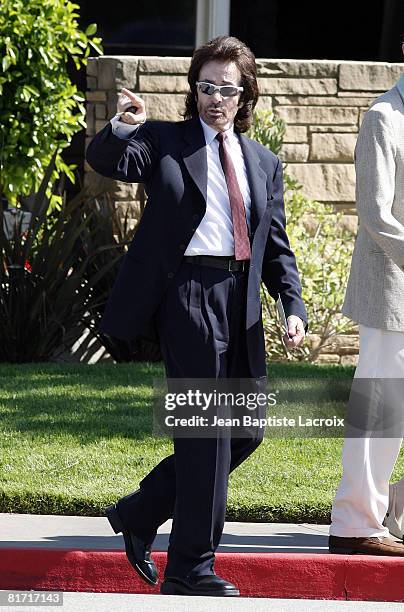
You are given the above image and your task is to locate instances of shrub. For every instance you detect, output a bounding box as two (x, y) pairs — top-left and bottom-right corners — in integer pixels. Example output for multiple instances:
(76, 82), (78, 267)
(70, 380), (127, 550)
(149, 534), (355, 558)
(0, 154), (124, 363)
(248, 109), (356, 362)
(0, 0), (102, 207)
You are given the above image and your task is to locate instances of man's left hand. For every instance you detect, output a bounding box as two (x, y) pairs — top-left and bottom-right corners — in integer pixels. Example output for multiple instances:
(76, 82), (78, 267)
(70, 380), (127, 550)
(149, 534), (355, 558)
(283, 315), (306, 349)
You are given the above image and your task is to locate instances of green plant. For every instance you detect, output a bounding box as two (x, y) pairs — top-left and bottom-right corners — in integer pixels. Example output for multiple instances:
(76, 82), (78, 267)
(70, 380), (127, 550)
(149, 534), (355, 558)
(0, 154), (124, 363)
(249, 109), (285, 156)
(0, 0), (103, 207)
(249, 109), (356, 362)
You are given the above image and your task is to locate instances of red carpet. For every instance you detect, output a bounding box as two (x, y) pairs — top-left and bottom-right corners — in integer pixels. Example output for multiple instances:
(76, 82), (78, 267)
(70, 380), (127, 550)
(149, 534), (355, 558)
(2, 549), (404, 601)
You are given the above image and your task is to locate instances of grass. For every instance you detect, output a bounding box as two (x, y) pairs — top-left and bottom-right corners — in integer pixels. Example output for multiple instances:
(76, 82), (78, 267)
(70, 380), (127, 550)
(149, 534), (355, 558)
(1, 361), (403, 523)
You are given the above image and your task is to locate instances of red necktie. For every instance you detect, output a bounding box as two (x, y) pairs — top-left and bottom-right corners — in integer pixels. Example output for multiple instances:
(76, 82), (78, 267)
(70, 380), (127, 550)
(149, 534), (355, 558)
(216, 132), (251, 261)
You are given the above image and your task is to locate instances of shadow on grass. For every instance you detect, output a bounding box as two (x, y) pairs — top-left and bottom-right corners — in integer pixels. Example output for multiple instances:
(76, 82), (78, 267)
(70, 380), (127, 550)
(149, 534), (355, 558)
(0, 362), (354, 442)
(0, 362), (165, 441)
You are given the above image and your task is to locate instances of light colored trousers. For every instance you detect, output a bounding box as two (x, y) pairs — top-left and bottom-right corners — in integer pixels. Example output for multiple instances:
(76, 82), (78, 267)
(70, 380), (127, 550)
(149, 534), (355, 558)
(330, 324), (404, 537)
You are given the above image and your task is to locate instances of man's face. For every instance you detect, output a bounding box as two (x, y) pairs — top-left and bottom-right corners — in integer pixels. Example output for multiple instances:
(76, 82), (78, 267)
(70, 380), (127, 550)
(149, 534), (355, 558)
(196, 60), (243, 132)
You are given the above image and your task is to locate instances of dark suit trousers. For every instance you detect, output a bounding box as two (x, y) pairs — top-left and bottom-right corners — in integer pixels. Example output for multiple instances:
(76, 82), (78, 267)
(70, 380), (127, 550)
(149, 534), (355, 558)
(116, 261), (265, 577)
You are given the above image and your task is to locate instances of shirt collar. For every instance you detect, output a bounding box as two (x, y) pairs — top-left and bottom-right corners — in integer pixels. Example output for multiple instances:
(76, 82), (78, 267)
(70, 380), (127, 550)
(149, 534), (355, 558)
(397, 73), (404, 99)
(199, 117), (235, 145)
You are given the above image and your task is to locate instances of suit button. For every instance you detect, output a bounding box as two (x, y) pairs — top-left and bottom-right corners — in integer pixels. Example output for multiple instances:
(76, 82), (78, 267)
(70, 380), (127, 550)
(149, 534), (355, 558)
(192, 214), (200, 220)
(167, 272), (174, 279)
(179, 244), (186, 250)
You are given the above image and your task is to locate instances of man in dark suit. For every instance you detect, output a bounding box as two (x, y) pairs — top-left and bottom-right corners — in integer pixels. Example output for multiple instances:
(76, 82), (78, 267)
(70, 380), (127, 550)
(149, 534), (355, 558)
(86, 35), (307, 597)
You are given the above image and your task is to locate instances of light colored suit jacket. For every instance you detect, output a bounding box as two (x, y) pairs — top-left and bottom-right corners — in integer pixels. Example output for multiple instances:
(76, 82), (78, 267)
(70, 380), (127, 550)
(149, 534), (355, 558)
(343, 74), (404, 331)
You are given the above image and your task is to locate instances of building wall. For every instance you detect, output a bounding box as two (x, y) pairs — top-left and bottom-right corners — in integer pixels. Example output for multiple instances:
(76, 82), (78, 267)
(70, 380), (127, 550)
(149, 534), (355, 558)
(84, 56), (403, 364)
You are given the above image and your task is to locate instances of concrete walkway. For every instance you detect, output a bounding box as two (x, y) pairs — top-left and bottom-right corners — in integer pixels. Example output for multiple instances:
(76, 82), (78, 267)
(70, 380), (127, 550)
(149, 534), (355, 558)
(1, 591), (403, 612)
(3, 514), (404, 603)
(0, 513), (329, 553)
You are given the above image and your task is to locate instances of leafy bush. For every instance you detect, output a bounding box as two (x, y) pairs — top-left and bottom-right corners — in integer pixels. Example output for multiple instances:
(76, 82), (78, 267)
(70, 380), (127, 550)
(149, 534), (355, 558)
(0, 0), (102, 207)
(248, 110), (356, 362)
(0, 154), (124, 363)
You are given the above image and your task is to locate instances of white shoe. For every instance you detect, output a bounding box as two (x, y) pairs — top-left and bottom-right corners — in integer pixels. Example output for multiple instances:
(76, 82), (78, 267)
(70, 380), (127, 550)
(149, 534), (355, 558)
(384, 482), (404, 540)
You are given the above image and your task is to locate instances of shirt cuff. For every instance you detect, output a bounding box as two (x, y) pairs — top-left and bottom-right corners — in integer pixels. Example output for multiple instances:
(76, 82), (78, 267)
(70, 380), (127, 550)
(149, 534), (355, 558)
(110, 115), (141, 139)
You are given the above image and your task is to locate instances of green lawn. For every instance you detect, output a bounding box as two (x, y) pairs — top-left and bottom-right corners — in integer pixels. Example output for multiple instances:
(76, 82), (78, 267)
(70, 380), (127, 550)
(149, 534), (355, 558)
(1, 361), (403, 522)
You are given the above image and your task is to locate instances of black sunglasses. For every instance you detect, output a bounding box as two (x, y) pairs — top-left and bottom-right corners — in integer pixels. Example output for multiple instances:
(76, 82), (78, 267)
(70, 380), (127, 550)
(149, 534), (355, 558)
(196, 81), (244, 97)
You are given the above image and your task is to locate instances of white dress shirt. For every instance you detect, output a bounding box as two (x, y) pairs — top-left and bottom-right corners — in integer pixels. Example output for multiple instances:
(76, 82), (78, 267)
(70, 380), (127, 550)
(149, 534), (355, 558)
(110, 115), (252, 256)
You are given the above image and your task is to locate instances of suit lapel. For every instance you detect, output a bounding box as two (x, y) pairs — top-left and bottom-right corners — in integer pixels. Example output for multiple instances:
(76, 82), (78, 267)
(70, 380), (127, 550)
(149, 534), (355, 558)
(182, 118), (208, 207)
(239, 134), (268, 233)
(181, 118), (269, 231)
(396, 77), (404, 108)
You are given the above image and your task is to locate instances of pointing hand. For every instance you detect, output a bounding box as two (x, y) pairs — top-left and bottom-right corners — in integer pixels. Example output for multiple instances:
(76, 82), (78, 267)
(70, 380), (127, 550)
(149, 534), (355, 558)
(116, 88), (147, 125)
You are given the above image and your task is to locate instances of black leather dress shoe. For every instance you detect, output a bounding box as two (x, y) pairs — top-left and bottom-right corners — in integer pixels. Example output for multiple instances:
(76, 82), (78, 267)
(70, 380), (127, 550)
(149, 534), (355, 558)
(105, 503), (158, 585)
(160, 574), (240, 596)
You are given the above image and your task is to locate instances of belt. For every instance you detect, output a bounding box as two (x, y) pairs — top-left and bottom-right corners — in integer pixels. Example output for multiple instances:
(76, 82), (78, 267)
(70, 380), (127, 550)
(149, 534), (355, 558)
(183, 255), (250, 272)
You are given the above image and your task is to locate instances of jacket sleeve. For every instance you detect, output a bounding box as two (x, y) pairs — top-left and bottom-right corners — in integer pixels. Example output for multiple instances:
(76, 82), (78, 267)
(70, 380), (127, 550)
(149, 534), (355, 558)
(354, 107), (404, 269)
(85, 120), (159, 184)
(261, 158), (308, 329)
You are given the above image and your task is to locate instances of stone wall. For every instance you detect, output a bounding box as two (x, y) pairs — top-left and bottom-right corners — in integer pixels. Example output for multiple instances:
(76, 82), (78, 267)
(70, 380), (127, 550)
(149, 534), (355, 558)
(85, 56), (403, 364)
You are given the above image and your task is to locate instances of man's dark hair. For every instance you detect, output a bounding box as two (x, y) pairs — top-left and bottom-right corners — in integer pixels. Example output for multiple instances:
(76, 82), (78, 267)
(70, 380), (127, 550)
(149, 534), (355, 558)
(184, 36), (259, 133)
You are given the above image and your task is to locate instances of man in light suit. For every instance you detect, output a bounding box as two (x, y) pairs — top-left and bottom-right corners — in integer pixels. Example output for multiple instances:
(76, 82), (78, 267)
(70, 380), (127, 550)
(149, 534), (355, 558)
(86, 36), (307, 596)
(329, 39), (404, 556)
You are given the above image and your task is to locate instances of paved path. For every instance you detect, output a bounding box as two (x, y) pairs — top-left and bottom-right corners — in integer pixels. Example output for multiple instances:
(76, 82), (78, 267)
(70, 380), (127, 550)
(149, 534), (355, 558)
(0, 591), (402, 612)
(0, 513), (329, 553)
(3, 514), (404, 605)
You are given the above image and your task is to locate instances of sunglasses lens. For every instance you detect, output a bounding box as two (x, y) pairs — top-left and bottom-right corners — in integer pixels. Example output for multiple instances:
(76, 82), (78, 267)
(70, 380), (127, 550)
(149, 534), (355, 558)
(199, 83), (215, 95)
(197, 83), (240, 96)
(221, 87), (238, 97)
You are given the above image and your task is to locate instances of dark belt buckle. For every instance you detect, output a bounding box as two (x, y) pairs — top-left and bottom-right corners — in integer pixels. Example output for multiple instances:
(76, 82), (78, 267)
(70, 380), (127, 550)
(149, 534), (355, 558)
(229, 260), (245, 272)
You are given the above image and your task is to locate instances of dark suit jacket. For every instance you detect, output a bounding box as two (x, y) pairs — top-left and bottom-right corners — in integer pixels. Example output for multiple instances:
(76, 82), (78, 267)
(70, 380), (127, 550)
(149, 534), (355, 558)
(86, 116), (307, 377)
